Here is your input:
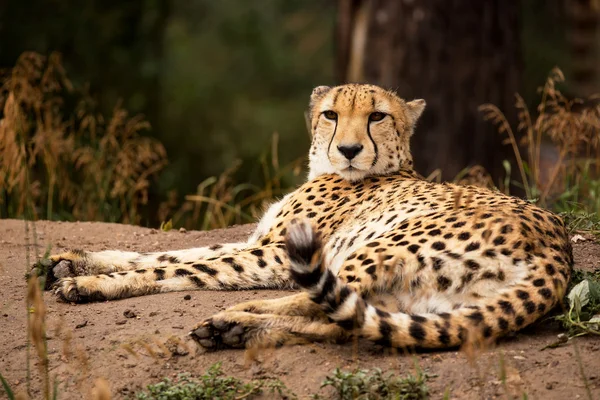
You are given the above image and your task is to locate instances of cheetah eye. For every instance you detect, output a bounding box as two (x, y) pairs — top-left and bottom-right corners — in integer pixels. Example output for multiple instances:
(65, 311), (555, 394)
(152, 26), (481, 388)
(369, 112), (386, 122)
(323, 110), (338, 120)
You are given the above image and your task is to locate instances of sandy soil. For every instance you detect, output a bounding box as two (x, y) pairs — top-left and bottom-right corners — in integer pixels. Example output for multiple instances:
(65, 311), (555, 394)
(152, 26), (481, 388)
(1, 219), (599, 399)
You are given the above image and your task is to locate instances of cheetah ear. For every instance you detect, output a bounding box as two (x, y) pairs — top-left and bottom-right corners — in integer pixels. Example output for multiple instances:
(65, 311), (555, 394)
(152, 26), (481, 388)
(406, 99), (426, 122)
(309, 85), (332, 108)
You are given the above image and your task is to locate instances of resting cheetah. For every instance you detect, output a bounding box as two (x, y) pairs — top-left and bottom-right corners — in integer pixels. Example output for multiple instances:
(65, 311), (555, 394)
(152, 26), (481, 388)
(42, 84), (573, 350)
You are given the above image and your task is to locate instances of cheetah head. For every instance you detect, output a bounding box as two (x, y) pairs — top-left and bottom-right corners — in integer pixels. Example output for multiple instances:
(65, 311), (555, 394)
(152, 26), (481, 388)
(307, 84), (425, 182)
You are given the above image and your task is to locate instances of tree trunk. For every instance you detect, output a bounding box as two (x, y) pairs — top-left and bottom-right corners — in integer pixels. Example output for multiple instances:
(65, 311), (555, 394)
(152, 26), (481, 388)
(336, 0), (521, 181)
(566, 0), (600, 97)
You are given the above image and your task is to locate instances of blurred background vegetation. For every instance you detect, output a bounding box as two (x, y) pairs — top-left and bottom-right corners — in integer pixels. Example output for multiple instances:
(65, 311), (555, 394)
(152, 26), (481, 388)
(0, 0), (599, 229)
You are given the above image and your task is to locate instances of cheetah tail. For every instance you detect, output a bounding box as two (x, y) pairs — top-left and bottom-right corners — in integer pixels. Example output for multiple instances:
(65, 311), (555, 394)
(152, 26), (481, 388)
(284, 220), (568, 350)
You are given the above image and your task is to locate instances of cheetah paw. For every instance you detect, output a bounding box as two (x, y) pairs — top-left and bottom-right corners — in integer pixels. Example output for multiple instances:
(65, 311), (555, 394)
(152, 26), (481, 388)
(31, 250), (89, 290)
(189, 315), (247, 349)
(53, 277), (106, 303)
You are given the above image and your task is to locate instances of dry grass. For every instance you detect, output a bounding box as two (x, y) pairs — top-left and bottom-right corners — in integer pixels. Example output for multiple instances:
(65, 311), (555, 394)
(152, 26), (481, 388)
(0, 52), (167, 224)
(162, 132), (304, 230)
(479, 67), (600, 213)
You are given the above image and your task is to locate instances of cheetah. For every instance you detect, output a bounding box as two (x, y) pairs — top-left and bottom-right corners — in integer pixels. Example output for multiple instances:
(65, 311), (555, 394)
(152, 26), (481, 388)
(41, 84), (573, 350)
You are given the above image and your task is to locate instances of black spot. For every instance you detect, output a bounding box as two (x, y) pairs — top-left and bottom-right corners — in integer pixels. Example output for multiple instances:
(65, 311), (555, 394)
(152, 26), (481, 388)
(497, 270), (505, 281)
(545, 264), (556, 275)
(533, 278), (545, 287)
(466, 311), (484, 324)
(524, 301), (536, 314)
(407, 244), (420, 254)
(189, 276), (205, 287)
(464, 260), (481, 270)
(457, 232), (471, 241)
(168, 256), (180, 264)
(537, 303), (546, 312)
(366, 241), (380, 247)
(392, 234), (405, 241)
(428, 229), (441, 236)
(483, 325), (493, 338)
(538, 288), (553, 299)
(411, 314), (427, 323)
(409, 322), (426, 342)
(231, 263), (244, 273)
(493, 236), (506, 246)
(498, 300), (515, 315)
(154, 269), (166, 281)
(135, 269), (146, 274)
(431, 241), (446, 251)
(377, 320), (393, 347)
(515, 315), (525, 326)
(410, 277), (421, 289)
(452, 221), (466, 228)
(481, 271), (497, 280)
(438, 328), (451, 346)
(193, 263), (218, 276)
(274, 255), (283, 264)
(376, 308), (391, 318)
(257, 259), (267, 268)
(465, 242), (480, 252)
(516, 290), (530, 300)
(501, 225), (513, 234)
(365, 265), (377, 276)
(484, 249), (496, 258)
(261, 237), (271, 246)
(497, 317), (509, 331)
(250, 249), (264, 257)
(432, 257), (444, 271)
(437, 275), (452, 291)
(175, 268), (192, 276)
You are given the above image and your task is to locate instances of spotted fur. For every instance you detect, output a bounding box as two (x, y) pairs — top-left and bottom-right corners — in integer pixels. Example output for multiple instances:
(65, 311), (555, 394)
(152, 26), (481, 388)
(40, 84), (572, 350)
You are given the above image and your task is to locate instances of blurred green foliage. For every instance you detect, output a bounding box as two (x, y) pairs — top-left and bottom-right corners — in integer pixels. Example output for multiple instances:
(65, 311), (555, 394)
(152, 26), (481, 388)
(0, 0), (334, 226)
(158, 0), (335, 197)
(0, 0), (588, 228)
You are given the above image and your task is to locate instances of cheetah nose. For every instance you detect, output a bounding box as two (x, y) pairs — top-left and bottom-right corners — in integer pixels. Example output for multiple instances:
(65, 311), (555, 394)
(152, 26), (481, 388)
(337, 144), (363, 160)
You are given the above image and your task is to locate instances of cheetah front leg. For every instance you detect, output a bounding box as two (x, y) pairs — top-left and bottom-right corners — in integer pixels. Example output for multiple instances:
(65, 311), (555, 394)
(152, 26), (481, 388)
(51, 242), (291, 302)
(39, 243), (248, 290)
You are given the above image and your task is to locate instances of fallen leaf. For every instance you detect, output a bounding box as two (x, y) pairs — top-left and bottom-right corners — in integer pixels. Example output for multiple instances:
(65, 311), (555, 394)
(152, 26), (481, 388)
(571, 234), (586, 243)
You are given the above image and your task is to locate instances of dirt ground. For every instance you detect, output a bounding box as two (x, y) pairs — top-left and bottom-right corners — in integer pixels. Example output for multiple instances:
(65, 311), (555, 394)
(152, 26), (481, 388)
(1, 219), (599, 399)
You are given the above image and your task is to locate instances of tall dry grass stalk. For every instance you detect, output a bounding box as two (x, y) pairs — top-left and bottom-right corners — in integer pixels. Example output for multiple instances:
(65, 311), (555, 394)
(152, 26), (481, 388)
(479, 67), (600, 212)
(0, 52), (167, 224)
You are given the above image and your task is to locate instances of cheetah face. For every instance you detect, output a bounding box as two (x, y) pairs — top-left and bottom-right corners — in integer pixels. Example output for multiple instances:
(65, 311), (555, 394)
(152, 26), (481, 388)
(306, 84), (425, 182)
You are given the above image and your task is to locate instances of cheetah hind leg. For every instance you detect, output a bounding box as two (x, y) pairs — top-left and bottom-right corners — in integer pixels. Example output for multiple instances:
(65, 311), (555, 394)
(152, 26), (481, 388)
(189, 311), (350, 350)
(225, 292), (327, 318)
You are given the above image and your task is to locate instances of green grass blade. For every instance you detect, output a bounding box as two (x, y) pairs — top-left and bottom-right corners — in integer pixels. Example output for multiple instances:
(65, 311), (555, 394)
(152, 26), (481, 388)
(0, 372), (16, 400)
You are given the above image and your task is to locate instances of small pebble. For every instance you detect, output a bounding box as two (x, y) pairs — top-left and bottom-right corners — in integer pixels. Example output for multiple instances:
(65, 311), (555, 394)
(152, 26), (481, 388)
(183, 294), (192, 300)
